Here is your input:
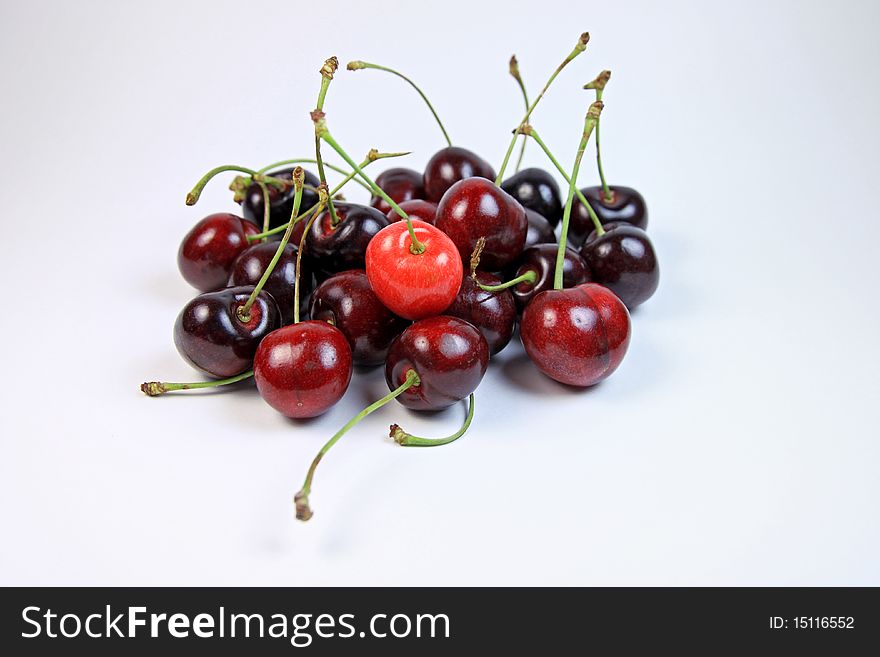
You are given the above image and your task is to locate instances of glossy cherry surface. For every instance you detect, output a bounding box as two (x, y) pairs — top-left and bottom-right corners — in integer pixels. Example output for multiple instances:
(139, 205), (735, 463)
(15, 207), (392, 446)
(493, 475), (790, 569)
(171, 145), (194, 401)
(524, 209), (556, 249)
(520, 284), (630, 387)
(309, 270), (409, 366)
(501, 167), (564, 227)
(178, 213), (260, 292)
(434, 177), (528, 271)
(580, 224), (659, 309)
(386, 199), (438, 225)
(445, 272), (516, 355)
(173, 285), (281, 378)
(385, 316), (489, 410)
(370, 167), (426, 214)
(227, 242), (312, 325)
(568, 185), (648, 246)
(305, 202), (389, 275)
(365, 219), (463, 320)
(423, 146), (496, 202)
(253, 321), (352, 418)
(241, 167), (320, 231)
(511, 243), (591, 312)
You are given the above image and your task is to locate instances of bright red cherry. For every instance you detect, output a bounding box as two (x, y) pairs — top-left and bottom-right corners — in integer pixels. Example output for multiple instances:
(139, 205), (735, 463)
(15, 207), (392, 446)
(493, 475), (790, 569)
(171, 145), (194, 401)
(385, 199), (438, 225)
(520, 283), (630, 387)
(365, 219), (462, 320)
(370, 167), (426, 214)
(178, 213), (259, 291)
(423, 146), (496, 202)
(253, 321), (353, 418)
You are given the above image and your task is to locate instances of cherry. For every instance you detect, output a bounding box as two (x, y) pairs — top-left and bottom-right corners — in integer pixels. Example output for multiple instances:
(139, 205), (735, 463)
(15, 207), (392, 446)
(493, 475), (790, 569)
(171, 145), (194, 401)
(305, 202), (389, 275)
(177, 213), (260, 292)
(423, 147), (496, 202)
(510, 243), (591, 312)
(434, 177), (528, 271)
(524, 208), (556, 249)
(568, 185), (648, 246)
(370, 167), (426, 214)
(385, 316), (489, 411)
(445, 272), (516, 355)
(501, 167), (564, 227)
(365, 219), (462, 320)
(520, 284), (630, 387)
(173, 285), (281, 378)
(253, 320), (353, 418)
(385, 199), (437, 225)
(580, 223), (659, 309)
(227, 242), (312, 326)
(309, 270), (409, 366)
(240, 167), (321, 231)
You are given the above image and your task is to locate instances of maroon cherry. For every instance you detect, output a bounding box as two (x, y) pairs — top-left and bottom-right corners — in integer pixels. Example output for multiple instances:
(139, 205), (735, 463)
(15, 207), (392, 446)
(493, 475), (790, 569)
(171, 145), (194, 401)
(568, 185), (648, 246)
(423, 146), (496, 202)
(309, 270), (409, 366)
(524, 208), (556, 248)
(305, 202), (389, 275)
(227, 242), (312, 325)
(370, 167), (426, 214)
(434, 178), (528, 271)
(511, 243), (591, 312)
(520, 284), (630, 387)
(385, 316), (489, 410)
(253, 320), (353, 419)
(240, 167), (321, 231)
(445, 272), (516, 355)
(580, 223), (659, 309)
(178, 213), (260, 292)
(173, 285), (281, 378)
(385, 199), (438, 225)
(501, 167), (564, 226)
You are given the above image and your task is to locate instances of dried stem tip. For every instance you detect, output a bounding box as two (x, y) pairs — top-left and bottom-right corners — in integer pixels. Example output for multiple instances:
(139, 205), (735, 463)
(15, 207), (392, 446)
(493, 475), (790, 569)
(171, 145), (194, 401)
(291, 166), (305, 189)
(509, 55), (521, 79)
(470, 236), (486, 278)
(141, 382), (166, 397)
(346, 60), (366, 71)
(320, 56), (339, 79)
(389, 424), (407, 444)
(294, 492), (313, 521)
(577, 32), (591, 51)
(367, 148), (380, 162)
(587, 100), (604, 121)
(585, 70), (611, 91)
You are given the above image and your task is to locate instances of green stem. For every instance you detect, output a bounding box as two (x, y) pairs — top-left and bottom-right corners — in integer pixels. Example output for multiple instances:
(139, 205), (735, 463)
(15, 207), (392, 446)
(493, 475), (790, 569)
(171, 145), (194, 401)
(294, 369), (422, 521)
(476, 269), (537, 292)
(140, 370), (253, 396)
(256, 158), (371, 192)
(509, 55), (530, 173)
(390, 393), (475, 447)
(185, 165), (284, 206)
(294, 200), (324, 325)
(495, 32), (590, 185)
(257, 181), (271, 235)
(314, 57), (339, 226)
(347, 61), (452, 147)
(585, 70), (613, 202)
(555, 102), (603, 289)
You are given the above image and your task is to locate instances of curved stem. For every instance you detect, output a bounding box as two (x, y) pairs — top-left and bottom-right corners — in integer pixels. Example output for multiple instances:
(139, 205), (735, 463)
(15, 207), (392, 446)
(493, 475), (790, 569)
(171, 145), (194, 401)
(585, 71), (613, 202)
(294, 200), (324, 325)
(141, 370), (253, 396)
(186, 165), (283, 206)
(294, 369), (421, 521)
(256, 158), (372, 192)
(495, 32), (590, 185)
(314, 58), (339, 226)
(476, 269), (537, 292)
(348, 61), (452, 147)
(391, 393), (475, 447)
(555, 102), (603, 289)
(509, 55), (530, 173)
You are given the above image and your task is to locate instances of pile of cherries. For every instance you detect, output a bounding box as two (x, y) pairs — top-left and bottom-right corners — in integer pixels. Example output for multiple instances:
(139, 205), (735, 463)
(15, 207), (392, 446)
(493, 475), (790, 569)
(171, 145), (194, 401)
(143, 34), (659, 521)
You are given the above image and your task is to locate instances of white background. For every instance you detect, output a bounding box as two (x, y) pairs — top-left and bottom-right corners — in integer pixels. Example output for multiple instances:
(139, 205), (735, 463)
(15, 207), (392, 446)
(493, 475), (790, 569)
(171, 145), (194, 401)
(1, 0), (878, 585)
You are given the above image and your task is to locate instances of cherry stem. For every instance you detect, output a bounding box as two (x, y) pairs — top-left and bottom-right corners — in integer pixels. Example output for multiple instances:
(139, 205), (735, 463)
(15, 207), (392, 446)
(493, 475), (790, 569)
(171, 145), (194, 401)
(390, 393), (475, 447)
(314, 58), (340, 227)
(585, 70), (613, 202)
(347, 60), (452, 147)
(525, 126), (604, 237)
(294, 195), (326, 325)
(140, 370), (253, 397)
(255, 158), (371, 192)
(476, 269), (537, 292)
(186, 165), (285, 206)
(238, 168), (306, 321)
(509, 55), (530, 173)
(495, 32), (590, 185)
(294, 369), (422, 521)
(555, 102), (603, 289)
(257, 181), (271, 235)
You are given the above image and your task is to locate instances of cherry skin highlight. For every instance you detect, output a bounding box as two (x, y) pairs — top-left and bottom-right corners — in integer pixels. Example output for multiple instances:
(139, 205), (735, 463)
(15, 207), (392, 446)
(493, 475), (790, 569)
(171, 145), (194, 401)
(178, 213), (260, 292)
(253, 321), (353, 419)
(385, 316), (489, 410)
(370, 167), (426, 214)
(365, 219), (463, 320)
(524, 209), (556, 249)
(501, 167), (564, 227)
(423, 146), (496, 202)
(309, 270), (409, 366)
(385, 199), (438, 225)
(580, 223), (659, 309)
(520, 283), (630, 387)
(173, 285), (281, 378)
(511, 243), (591, 312)
(446, 271), (516, 355)
(241, 167), (321, 231)
(305, 202), (389, 275)
(568, 185), (648, 247)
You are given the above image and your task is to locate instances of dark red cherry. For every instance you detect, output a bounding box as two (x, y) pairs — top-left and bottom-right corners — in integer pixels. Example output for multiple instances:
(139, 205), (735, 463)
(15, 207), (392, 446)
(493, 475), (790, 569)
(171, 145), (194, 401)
(309, 270), (409, 366)
(178, 213), (260, 292)
(254, 321), (352, 418)
(305, 202), (389, 275)
(240, 167), (320, 231)
(423, 146), (496, 202)
(227, 242), (312, 325)
(568, 185), (648, 247)
(520, 284), (630, 387)
(385, 199), (438, 225)
(173, 285), (281, 378)
(385, 316), (489, 411)
(501, 167), (563, 227)
(370, 167), (426, 214)
(524, 209), (556, 249)
(511, 243), (591, 312)
(445, 272), (516, 355)
(580, 224), (659, 309)
(434, 177), (528, 271)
